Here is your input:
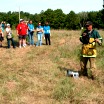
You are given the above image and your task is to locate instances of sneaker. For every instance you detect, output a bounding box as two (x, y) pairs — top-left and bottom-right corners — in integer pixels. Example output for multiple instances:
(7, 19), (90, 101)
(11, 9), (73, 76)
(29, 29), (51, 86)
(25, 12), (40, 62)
(23, 45), (25, 48)
(19, 46), (21, 48)
(24, 44), (27, 46)
(23, 44), (26, 47)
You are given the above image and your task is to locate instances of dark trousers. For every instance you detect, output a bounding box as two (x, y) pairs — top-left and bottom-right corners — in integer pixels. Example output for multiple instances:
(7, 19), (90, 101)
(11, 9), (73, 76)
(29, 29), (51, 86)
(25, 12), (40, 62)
(7, 38), (15, 48)
(45, 34), (51, 45)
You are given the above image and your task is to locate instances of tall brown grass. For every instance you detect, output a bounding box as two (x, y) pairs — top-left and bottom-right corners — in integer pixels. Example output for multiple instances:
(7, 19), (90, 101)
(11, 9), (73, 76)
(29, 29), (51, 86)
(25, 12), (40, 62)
(0, 30), (104, 104)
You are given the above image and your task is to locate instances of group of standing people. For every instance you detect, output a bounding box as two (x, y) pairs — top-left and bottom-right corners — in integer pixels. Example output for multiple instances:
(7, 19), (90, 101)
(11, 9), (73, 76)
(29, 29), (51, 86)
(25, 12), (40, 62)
(0, 22), (15, 48)
(16, 19), (51, 48)
(0, 19), (51, 49)
(36, 22), (51, 46)
(1, 19), (102, 80)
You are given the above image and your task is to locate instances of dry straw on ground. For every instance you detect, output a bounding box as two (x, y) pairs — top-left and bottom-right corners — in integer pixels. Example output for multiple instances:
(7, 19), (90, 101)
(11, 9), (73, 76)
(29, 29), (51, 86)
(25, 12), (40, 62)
(0, 30), (104, 104)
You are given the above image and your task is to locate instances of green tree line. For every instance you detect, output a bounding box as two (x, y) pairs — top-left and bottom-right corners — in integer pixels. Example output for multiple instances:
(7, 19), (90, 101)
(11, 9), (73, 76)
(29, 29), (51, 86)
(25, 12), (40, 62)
(0, 8), (104, 30)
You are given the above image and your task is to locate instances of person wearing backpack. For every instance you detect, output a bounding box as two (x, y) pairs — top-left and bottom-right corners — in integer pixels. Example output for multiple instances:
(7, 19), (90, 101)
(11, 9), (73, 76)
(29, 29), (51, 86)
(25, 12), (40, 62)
(5, 24), (16, 48)
(79, 21), (102, 79)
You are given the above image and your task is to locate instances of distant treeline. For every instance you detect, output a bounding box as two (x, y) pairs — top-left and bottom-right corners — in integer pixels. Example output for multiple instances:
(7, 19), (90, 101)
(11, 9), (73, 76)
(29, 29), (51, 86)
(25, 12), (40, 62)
(0, 9), (104, 30)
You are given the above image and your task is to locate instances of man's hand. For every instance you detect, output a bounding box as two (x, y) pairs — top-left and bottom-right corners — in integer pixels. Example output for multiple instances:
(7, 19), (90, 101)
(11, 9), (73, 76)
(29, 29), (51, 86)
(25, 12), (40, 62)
(95, 38), (102, 45)
(82, 33), (87, 36)
(95, 38), (99, 42)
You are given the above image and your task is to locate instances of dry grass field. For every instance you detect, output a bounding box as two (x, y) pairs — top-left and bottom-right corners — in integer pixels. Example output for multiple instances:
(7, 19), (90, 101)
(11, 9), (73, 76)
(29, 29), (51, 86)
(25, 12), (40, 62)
(0, 30), (104, 104)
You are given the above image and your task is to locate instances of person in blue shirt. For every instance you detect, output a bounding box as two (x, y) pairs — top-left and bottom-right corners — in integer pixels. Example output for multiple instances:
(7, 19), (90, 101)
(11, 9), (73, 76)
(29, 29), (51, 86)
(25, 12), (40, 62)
(36, 22), (43, 46)
(28, 20), (35, 46)
(43, 22), (51, 45)
(1, 21), (6, 32)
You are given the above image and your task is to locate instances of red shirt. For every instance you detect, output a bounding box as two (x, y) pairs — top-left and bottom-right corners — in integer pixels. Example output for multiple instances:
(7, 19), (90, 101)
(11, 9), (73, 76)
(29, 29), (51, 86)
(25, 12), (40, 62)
(16, 23), (28, 35)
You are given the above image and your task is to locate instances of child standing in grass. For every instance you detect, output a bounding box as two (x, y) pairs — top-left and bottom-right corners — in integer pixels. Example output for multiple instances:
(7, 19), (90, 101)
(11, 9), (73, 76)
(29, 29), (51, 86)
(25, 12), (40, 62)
(5, 24), (16, 49)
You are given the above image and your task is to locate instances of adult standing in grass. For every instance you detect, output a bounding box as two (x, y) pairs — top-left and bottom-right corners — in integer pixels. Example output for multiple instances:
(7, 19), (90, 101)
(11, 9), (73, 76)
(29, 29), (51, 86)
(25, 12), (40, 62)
(28, 20), (35, 46)
(5, 24), (16, 48)
(24, 20), (29, 45)
(36, 22), (43, 46)
(1, 21), (6, 33)
(16, 19), (28, 48)
(79, 21), (102, 79)
(43, 22), (51, 45)
(0, 24), (4, 47)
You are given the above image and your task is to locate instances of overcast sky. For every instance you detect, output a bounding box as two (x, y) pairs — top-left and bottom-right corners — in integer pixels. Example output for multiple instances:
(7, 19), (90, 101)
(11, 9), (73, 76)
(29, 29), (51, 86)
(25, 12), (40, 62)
(0, 0), (103, 14)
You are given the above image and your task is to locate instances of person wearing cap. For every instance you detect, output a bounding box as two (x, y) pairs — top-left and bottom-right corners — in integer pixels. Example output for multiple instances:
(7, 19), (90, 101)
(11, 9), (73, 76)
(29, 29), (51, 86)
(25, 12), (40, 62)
(79, 21), (103, 79)
(28, 20), (35, 46)
(16, 19), (28, 48)
(5, 24), (16, 48)
(36, 22), (43, 46)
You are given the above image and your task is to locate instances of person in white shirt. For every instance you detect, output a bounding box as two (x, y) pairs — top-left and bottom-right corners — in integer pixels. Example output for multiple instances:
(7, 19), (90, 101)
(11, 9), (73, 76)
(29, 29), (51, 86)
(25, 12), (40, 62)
(36, 22), (43, 46)
(6, 24), (16, 48)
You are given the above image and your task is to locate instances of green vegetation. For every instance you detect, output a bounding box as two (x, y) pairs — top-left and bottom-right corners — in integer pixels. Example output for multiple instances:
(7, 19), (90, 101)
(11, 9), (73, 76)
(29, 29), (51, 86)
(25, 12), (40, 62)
(1, 9), (104, 29)
(0, 30), (104, 104)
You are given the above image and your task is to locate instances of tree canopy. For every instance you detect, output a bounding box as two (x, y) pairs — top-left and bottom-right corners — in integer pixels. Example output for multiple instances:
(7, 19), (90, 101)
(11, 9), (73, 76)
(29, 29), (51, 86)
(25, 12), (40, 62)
(0, 9), (104, 30)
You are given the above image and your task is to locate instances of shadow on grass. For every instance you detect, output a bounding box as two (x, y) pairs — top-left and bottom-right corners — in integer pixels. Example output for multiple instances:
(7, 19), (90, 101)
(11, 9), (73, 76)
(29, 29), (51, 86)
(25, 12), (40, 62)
(58, 66), (74, 72)
(58, 66), (74, 77)
(58, 66), (80, 78)
(1, 39), (19, 49)
(14, 40), (19, 47)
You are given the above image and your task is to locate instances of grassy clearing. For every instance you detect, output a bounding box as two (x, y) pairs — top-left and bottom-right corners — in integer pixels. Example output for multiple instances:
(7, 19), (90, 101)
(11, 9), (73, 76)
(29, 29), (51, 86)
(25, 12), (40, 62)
(0, 30), (104, 104)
